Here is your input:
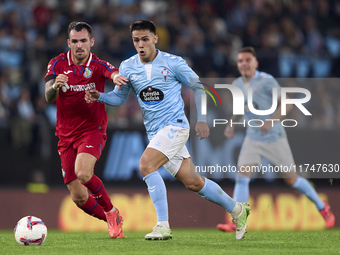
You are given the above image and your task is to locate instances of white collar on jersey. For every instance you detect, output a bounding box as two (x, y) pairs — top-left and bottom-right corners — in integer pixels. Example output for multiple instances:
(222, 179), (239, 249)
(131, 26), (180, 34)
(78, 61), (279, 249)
(67, 50), (92, 67)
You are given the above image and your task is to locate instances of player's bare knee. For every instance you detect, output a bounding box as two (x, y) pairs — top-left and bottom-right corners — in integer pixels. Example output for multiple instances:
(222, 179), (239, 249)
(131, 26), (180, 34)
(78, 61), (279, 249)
(139, 159), (154, 177)
(76, 171), (92, 184)
(184, 178), (204, 192)
(71, 193), (88, 206)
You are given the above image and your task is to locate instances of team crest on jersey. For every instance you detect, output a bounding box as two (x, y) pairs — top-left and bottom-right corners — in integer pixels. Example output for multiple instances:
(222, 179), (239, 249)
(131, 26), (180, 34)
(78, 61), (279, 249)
(140, 86), (164, 105)
(161, 68), (169, 81)
(83, 67), (93, 78)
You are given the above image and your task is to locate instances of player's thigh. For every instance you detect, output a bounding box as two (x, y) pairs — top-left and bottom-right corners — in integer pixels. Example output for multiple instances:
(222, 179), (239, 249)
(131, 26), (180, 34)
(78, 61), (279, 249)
(58, 140), (78, 184)
(175, 157), (204, 191)
(143, 125), (189, 176)
(74, 131), (107, 177)
(148, 125), (189, 161)
(74, 153), (97, 179)
(139, 147), (169, 176)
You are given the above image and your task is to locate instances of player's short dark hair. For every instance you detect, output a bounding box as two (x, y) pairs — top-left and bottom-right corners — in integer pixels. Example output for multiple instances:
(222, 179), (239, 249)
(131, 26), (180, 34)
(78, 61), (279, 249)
(68, 21), (92, 38)
(239, 47), (257, 58)
(130, 19), (156, 34)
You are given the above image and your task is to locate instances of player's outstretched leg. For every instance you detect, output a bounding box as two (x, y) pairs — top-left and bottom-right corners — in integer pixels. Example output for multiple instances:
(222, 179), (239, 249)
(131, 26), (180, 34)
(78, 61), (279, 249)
(175, 159), (251, 240)
(289, 177), (335, 229)
(82, 175), (124, 238)
(232, 202), (251, 240)
(106, 209), (124, 238)
(67, 179), (108, 223)
(78, 195), (107, 221)
(217, 174), (250, 232)
(143, 171), (172, 240)
(196, 178), (251, 240)
(320, 200), (335, 228)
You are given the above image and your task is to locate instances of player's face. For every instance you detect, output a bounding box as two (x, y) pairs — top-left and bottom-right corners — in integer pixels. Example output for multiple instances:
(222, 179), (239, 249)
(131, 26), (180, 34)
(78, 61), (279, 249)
(68, 28), (94, 65)
(237, 52), (258, 80)
(132, 30), (158, 63)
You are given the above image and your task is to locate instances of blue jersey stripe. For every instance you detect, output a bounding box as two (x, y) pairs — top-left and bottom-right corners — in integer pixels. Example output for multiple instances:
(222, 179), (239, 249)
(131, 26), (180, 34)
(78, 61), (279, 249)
(52, 57), (66, 75)
(92, 60), (112, 71)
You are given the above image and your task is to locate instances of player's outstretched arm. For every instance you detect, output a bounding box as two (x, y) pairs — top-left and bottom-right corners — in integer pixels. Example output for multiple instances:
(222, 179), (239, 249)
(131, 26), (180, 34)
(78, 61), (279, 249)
(191, 82), (210, 139)
(85, 84), (130, 107)
(111, 72), (129, 91)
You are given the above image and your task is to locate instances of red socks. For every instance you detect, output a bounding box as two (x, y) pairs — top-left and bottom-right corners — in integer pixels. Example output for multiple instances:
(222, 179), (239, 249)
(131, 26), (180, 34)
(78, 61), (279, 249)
(78, 195), (106, 221)
(82, 175), (114, 212)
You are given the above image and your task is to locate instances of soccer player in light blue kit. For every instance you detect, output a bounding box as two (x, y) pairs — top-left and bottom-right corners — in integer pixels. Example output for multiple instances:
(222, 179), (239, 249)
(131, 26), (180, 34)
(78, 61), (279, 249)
(85, 19), (251, 240)
(217, 47), (335, 232)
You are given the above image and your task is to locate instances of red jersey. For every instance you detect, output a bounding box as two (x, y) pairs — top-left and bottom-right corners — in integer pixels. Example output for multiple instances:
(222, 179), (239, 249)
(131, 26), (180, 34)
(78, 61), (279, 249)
(45, 50), (118, 138)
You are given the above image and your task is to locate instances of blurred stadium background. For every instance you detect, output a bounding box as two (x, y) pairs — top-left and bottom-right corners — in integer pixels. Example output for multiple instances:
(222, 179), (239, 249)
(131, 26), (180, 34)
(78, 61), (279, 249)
(0, 0), (339, 232)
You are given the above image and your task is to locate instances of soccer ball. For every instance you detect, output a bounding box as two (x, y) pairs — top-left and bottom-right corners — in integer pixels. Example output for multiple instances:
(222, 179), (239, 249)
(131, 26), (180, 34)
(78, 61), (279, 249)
(14, 216), (47, 246)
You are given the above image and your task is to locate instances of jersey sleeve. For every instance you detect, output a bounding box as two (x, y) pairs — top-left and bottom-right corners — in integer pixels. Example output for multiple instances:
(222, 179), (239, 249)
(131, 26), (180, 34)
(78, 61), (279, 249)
(172, 57), (206, 123)
(264, 76), (281, 100)
(44, 58), (59, 82)
(97, 83), (130, 106)
(97, 59), (119, 82)
(172, 57), (199, 87)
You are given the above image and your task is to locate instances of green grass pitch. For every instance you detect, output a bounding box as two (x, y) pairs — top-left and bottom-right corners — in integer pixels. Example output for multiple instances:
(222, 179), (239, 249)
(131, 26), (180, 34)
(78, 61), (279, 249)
(1, 229), (339, 255)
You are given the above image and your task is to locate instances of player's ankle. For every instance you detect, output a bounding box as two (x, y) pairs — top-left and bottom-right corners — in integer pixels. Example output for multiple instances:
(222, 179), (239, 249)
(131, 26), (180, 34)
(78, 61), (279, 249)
(106, 206), (116, 213)
(157, 221), (170, 228)
(230, 202), (242, 218)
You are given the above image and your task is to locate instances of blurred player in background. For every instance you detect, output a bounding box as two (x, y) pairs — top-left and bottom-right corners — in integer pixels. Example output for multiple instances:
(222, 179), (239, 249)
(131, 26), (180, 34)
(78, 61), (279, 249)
(216, 47), (335, 232)
(44, 21), (126, 238)
(85, 19), (251, 240)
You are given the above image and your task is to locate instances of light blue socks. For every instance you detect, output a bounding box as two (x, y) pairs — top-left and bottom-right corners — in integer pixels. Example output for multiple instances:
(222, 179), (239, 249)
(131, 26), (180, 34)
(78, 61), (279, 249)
(292, 177), (324, 210)
(233, 174), (251, 203)
(143, 171), (168, 221)
(197, 178), (236, 213)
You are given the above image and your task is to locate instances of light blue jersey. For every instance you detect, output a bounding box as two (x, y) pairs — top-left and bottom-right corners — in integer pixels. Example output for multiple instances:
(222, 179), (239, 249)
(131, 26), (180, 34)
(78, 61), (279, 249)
(232, 70), (286, 142)
(98, 50), (205, 139)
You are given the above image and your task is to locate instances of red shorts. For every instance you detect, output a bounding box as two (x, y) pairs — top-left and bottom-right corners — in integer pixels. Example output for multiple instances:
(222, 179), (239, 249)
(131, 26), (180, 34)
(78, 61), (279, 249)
(57, 130), (107, 184)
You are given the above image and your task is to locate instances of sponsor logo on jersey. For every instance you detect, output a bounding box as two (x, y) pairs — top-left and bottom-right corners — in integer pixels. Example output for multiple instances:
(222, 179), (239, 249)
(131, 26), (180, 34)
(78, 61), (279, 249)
(61, 82), (96, 92)
(83, 67), (93, 78)
(64, 70), (72, 74)
(140, 86), (164, 105)
(72, 83), (97, 92)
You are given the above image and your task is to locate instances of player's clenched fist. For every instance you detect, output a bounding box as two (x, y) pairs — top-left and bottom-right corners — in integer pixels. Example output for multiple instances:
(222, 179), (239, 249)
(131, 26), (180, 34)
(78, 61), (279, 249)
(54, 74), (68, 90)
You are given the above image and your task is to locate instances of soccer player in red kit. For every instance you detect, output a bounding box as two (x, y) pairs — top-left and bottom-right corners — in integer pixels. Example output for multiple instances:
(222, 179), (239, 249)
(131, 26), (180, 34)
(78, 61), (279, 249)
(44, 21), (127, 238)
